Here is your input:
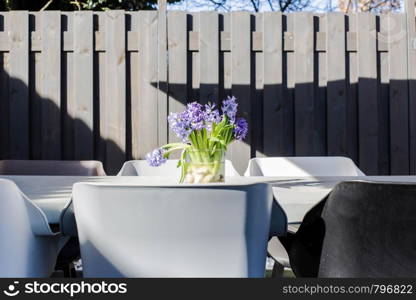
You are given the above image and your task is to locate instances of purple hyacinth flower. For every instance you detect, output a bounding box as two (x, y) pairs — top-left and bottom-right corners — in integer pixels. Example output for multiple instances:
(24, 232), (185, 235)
(168, 111), (192, 142)
(234, 118), (248, 141)
(221, 96), (238, 123)
(186, 102), (205, 131)
(146, 148), (167, 167)
(204, 103), (221, 131)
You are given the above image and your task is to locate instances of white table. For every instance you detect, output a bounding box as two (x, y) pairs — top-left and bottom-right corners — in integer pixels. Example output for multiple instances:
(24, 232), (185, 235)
(1, 176), (275, 224)
(266, 176), (416, 224)
(3, 175), (416, 234)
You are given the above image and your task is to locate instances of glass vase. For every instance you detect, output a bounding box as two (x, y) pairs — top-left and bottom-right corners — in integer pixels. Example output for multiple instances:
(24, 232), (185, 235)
(183, 149), (225, 183)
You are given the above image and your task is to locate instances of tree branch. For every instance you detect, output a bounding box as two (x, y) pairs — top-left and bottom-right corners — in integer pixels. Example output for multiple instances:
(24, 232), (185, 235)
(267, 0), (275, 10)
(70, 0), (82, 10)
(40, 0), (54, 11)
(250, 0), (260, 12)
(281, 0), (292, 11)
(345, 0), (352, 12)
(206, 0), (230, 11)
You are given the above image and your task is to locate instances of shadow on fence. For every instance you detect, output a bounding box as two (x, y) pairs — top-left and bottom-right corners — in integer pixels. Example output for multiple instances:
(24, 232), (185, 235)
(0, 70), (125, 175)
(0, 67), (414, 176)
(154, 79), (414, 176)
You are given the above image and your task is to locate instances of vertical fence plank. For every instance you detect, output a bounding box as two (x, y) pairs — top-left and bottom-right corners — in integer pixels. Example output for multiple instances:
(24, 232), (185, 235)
(128, 12), (138, 159)
(9, 11), (29, 159)
(346, 13), (359, 163)
(262, 12), (283, 156)
(0, 61), (8, 158)
(96, 12), (106, 164)
(254, 13), (263, 157)
(294, 12), (315, 155)
(229, 11), (251, 173)
(0, 13), (9, 159)
(167, 11), (187, 144)
(135, 11), (158, 158)
(30, 12), (42, 160)
(105, 10), (126, 174)
(284, 13), (296, 157)
(63, 51), (74, 160)
(316, 15), (327, 156)
(326, 13), (347, 156)
(62, 12), (74, 160)
(157, 0), (168, 146)
(73, 11), (93, 159)
(0, 52), (8, 159)
(191, 13), (199, 102)
(222, 13), (232, 99)
(388, 13), (409, 174)
(199, 12), (219, 105)
(41, 11), (61, 159)
(406, 0), (416, 174)
(379, 14), (390, 175)
(357, 13), (378, 174)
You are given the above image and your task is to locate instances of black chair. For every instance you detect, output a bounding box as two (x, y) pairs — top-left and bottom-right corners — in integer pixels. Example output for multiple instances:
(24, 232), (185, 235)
(286, 181), (416, 277)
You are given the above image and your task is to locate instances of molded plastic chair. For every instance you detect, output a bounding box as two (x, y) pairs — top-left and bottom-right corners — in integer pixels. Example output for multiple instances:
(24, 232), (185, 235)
(289, 181), (416, 277)
(0, 179), (61, 277)
(117, 159), (240, 177)
(73, 182), (274, 277)
(244, 156), (365, 276)
(0, 160), (106, 176)
(244, 156), (365, 177)
(0, 159), (106, 276)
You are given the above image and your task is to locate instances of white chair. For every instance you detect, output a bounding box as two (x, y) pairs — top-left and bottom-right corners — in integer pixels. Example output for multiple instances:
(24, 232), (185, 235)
(0, 160), (106, 176)
(0, 179), (61, 277)
(118, 159), (241, 177)
(73, 182), (274, 277)
(244, 156), (365, 277)
(245, 156), (365, 177)
(0, 160), (107, 277)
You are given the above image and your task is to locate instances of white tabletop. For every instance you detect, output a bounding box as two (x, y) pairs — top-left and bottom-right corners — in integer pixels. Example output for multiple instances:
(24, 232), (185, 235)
(3, 175), (416, 227)
(265, 176), (416, 223)
(1, 176), (272, 224)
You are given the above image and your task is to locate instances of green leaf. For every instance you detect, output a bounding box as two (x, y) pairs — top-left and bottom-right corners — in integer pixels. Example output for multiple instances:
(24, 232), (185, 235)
(179, 148), (188, 183)
(209, 136), (227, 146)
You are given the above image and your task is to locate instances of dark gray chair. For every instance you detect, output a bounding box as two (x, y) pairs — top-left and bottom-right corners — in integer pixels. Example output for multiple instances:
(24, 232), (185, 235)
(0, 160), (106, 176)
(244, 156), (365, 276)
(286, 181), (416, 277)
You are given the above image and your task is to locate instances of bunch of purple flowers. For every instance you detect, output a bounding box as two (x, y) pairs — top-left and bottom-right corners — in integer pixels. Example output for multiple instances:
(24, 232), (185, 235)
(165, 97), (247, 144)
(146, 96), (248, 182)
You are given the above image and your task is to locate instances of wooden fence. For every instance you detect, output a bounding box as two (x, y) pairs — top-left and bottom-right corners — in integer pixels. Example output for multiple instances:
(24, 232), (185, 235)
(0, 4), (416, 174)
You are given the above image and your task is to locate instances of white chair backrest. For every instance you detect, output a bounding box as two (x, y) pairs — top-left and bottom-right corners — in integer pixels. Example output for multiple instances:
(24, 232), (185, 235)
(0, 160), (106, 176)
(0, 179), (58, 277)
(244, 157), (365, 177)
(73, 182), (273, 277)
(118, 159), (241, 176)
